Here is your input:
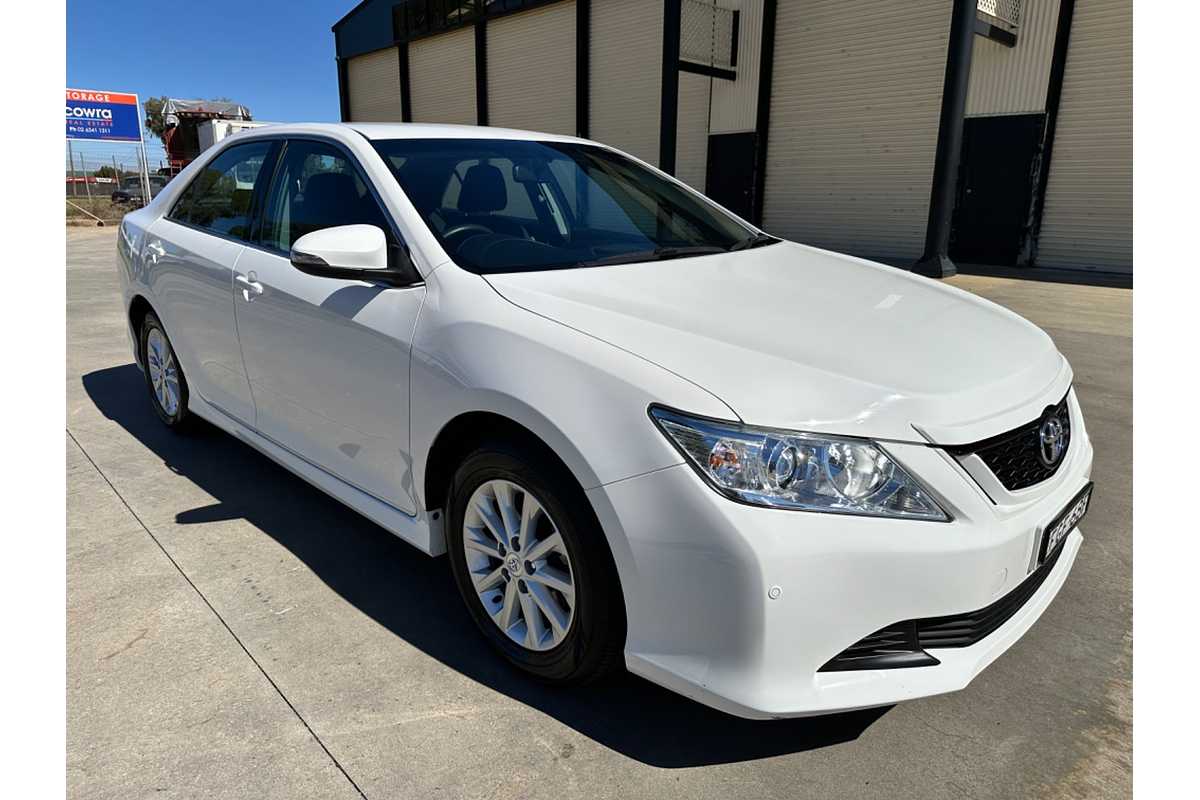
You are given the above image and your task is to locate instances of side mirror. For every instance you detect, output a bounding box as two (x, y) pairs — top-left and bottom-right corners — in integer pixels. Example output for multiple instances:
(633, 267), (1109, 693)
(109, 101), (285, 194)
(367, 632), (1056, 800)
(290, 224), (418, 285)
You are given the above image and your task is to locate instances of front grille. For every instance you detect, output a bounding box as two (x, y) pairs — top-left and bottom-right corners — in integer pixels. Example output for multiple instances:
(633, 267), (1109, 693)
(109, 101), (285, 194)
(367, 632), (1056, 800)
(820, 542), (1064, 672)
(947, 394), (1072, 491)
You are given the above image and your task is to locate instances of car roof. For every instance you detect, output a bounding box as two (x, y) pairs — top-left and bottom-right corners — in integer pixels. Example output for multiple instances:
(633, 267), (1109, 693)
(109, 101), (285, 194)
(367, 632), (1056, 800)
(234, 121), (593, 146)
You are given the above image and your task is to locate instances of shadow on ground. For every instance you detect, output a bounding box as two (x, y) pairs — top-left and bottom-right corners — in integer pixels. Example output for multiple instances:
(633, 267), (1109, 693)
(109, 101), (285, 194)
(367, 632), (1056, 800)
(82, 363), (889, 768)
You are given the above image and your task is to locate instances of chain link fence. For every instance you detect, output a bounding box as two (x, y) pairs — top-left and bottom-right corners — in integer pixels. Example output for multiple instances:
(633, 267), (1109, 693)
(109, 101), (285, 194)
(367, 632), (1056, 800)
(65, 138), (172, 226)
(681, 0), (737, 71)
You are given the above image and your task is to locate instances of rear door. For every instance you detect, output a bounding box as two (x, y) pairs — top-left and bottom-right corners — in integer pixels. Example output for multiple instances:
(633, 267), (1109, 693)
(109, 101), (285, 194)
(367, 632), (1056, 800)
(232, 137), (424, 514)
(145, 139), (277, 424)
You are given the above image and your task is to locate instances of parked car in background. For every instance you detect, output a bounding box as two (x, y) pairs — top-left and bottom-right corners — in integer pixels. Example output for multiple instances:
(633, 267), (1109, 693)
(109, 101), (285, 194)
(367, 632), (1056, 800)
(116, 123), (1094, 719)
(111, 175), (168, 205)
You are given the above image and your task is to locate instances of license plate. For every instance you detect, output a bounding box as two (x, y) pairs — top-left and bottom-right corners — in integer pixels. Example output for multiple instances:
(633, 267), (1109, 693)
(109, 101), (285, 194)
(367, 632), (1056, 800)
(1038, 482), (1093, 566)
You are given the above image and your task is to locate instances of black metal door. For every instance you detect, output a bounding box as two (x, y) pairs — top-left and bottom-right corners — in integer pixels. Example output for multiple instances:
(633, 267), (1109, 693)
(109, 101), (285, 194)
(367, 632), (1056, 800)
(950, 114), (1045, 265)
(705, 132), (757, 221)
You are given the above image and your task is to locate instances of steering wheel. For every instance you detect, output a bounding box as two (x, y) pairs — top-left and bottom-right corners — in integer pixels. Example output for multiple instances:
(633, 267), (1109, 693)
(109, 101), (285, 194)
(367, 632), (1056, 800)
(442, 223), (494, 246)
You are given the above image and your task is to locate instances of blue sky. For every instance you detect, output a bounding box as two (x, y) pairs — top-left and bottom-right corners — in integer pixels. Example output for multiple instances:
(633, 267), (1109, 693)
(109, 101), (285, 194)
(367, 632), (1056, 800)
(67, 0), (351, 170)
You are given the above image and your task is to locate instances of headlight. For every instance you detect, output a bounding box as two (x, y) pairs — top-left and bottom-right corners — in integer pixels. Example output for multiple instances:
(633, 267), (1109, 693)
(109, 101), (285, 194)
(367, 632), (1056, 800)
(650, 407), (949, 521)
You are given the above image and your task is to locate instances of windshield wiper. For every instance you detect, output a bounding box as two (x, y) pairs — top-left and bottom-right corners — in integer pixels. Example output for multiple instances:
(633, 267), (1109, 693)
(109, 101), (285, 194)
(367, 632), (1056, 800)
(575, 245), (726, 268)
(728, 233), (780, 251)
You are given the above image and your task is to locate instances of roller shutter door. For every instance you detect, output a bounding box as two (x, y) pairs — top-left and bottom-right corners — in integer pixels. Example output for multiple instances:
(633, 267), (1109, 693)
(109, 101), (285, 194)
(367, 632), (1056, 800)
(409, 27), (477, 125)
(488, 2), (576, 136)
(763, 1), (952, 262)
(1037, 0), (1132, 272)
(346, 47), (402, 122)
(590, 0), (662, 166)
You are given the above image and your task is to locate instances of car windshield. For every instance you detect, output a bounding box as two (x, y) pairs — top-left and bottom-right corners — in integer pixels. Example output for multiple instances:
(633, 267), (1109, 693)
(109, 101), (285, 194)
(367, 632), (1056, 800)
(371, 138), (775, 274)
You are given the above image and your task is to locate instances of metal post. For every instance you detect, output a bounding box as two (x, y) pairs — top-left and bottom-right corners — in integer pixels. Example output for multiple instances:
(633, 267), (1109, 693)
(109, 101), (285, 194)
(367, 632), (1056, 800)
(137, 97), (153, 202)
(913, 0), (978, 278)
(337, 57), (352, 122)
(141, 140), (152, 202)
(67, 140), (77, 197)
(752, 0), (778, 226)
(474, 21), (489, 126)
(659, 0), (682, 175)
(576, 0), (591, 139)
(81, 152), (93, 202)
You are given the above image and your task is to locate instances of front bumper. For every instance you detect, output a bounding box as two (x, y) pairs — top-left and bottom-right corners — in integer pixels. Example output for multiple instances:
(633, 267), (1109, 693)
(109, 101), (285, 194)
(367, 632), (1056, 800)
(587, 402), (1093, 720)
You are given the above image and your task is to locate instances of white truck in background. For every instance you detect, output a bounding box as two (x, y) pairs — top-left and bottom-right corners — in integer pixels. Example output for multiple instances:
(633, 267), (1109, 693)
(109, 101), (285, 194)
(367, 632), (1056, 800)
(197, 119), (274, 154)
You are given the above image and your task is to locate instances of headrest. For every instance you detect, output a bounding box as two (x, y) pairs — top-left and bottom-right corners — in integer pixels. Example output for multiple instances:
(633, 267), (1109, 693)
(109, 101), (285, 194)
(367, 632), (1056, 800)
(458, 163), (507, 214)
(303, 172), (361, 207)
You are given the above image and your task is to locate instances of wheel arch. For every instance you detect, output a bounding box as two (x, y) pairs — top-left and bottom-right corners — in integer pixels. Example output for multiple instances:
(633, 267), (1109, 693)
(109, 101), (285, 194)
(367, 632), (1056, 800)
(127, 293), (156, 367)
(422, 405), (632, 624)
(421, 405), (601, 519)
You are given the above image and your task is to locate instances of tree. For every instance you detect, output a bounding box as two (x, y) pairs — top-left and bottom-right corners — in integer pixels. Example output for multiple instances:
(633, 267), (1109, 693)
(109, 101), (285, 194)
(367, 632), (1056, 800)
(94, 165), (118, 179)
(144, 96), (168, 143)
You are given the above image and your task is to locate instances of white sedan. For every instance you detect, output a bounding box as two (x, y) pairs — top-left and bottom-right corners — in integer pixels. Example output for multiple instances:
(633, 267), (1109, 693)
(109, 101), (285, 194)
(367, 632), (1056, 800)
(116, 123), (1093, 719)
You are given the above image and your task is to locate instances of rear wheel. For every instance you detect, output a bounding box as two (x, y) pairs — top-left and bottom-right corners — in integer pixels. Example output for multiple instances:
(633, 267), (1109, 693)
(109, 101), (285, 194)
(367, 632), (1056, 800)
(446, 444), (625, 684)
(140, 312), (192, 430)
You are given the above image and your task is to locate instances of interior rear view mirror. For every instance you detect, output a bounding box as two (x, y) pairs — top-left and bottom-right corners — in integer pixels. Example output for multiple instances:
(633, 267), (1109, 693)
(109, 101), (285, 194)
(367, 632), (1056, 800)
(513, 161), (550, 184)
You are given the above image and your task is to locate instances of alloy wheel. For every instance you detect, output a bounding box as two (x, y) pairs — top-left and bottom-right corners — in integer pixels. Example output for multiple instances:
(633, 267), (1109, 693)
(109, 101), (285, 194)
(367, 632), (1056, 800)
(145, 328), (181, 417)
(462, 479), (576, 651)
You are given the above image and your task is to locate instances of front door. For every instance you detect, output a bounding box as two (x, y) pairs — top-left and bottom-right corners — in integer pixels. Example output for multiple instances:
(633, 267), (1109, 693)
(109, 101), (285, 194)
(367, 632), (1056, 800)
(950, 114), (1046, 265)
(233, 138), (425, 514)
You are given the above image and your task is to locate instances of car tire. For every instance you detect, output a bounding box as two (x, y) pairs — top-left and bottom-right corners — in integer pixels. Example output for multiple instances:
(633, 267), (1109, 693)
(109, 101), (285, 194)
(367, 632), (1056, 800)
(139, 312), (193, 430)
(446, 443), (626, 685)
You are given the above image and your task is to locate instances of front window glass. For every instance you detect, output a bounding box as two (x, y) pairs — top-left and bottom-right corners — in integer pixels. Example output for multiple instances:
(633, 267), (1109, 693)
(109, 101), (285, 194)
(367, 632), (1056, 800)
(372, 138), (769, 274)
(258, 140), (392, 253)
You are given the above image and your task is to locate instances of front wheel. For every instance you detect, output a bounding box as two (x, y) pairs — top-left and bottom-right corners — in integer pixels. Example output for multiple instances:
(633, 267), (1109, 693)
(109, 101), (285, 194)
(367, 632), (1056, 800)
(446, 444), (625, 684)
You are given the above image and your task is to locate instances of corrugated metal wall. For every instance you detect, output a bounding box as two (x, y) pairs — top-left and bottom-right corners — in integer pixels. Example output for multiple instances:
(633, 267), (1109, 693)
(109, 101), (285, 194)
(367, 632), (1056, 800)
(488, 2), (577, 135)
(763, 1), (953, 262)
(1037, 0), (1132, 272)
(346, 47), (402, 122)
(409, 27), (477, 125)
(676, 72), (711, 191)
(709, 0), (763, 134)
(967, 0), (1060, 117)
(590, 0), (663, 166)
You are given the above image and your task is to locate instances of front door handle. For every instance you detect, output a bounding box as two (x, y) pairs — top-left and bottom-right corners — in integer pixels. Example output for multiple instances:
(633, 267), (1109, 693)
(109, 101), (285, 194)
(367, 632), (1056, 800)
(236, 273), (263, 301)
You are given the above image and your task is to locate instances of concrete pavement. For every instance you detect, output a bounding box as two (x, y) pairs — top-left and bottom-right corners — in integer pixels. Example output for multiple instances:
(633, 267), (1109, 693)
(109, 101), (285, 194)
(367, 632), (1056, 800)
(67, 226), (1131, 799)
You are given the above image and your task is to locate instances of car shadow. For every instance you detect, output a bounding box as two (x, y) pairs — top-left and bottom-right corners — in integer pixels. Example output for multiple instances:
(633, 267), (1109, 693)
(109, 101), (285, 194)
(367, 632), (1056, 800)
(81, 363), (890, 768)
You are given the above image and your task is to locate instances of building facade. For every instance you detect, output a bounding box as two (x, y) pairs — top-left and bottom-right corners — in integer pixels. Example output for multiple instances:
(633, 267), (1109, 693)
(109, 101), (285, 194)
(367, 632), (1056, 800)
(332, 0), (1132, 276)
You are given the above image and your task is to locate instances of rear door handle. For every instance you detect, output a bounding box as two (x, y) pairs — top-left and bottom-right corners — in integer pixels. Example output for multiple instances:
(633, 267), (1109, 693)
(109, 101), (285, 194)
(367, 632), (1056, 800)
(236, 273), (263, 301)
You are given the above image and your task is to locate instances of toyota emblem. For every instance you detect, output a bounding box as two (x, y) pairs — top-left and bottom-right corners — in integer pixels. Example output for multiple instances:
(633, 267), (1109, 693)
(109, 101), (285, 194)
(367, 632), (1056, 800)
(1038, 414), (1066, 467)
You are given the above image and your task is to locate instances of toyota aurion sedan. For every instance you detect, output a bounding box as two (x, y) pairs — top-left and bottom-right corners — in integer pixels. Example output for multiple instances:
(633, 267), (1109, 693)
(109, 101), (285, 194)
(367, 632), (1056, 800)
(116, 123), (1093, 719)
